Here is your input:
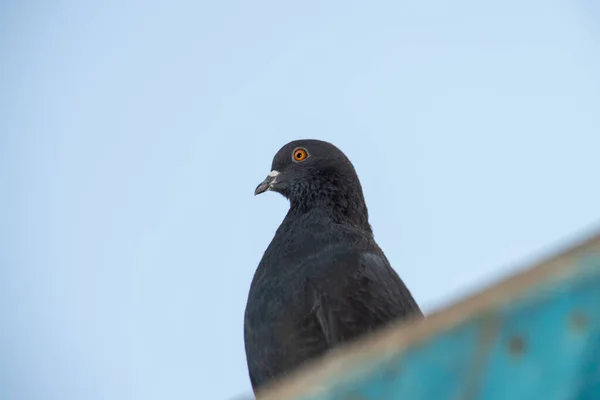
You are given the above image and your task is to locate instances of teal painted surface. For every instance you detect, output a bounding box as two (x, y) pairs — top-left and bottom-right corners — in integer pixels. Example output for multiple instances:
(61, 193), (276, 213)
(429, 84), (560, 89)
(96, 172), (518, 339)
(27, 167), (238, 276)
(296, 253), (600, 400)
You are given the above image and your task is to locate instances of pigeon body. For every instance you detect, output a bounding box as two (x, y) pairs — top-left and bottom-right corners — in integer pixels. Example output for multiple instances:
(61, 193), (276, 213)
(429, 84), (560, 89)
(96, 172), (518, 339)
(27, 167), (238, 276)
(244, 139), (422, 392)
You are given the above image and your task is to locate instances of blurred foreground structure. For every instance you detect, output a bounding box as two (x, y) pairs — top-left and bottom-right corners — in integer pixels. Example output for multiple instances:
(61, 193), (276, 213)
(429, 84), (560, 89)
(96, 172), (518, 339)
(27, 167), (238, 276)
(256, 226), (600, 400)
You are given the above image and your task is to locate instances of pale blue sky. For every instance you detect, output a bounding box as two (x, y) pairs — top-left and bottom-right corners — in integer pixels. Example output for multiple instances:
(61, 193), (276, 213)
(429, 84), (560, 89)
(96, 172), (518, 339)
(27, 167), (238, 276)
(2, 1), (600, 399)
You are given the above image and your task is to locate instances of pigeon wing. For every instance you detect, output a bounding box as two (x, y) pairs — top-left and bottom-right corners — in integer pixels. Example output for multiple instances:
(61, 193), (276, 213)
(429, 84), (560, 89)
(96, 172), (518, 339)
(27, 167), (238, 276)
(308, 251), (422, 347)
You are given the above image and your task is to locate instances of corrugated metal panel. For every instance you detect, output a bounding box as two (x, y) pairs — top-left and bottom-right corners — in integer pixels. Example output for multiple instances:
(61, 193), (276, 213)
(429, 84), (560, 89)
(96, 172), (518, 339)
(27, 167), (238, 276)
(257, 227), (600, 400)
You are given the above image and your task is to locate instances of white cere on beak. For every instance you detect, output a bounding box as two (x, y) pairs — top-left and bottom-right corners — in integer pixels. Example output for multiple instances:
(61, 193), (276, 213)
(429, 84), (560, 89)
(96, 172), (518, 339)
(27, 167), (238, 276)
(268, 170), (280, 177)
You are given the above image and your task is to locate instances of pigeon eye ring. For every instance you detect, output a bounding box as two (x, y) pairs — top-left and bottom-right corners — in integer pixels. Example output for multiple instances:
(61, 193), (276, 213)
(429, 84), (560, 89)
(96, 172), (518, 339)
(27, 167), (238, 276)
(292, 148), (309, 162)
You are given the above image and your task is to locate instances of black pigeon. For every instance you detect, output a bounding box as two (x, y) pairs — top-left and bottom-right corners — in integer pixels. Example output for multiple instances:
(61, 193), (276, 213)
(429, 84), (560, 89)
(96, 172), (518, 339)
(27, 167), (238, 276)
(244, 139), (423, 393)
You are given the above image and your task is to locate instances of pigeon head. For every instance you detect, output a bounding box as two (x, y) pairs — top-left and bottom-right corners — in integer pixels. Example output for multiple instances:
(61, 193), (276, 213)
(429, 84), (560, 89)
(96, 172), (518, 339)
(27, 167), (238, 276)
(255, 139), (371, 228)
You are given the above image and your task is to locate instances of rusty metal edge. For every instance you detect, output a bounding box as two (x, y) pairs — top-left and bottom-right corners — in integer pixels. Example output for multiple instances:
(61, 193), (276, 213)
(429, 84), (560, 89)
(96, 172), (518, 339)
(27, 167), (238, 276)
(255, 222), (600, 400)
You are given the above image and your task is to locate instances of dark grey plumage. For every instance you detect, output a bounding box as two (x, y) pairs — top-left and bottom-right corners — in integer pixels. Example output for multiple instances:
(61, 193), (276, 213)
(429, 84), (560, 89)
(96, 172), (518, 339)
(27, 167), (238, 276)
(244, 139), (422, 393)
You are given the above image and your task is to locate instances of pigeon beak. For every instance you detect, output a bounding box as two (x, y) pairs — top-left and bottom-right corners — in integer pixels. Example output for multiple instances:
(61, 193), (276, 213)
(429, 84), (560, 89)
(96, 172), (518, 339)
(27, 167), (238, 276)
(254, 170), (280, 196)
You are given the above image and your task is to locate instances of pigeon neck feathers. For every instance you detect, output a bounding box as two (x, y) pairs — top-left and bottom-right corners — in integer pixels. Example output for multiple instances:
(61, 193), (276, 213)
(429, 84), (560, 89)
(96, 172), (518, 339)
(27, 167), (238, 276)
(285, 170), (372, 233)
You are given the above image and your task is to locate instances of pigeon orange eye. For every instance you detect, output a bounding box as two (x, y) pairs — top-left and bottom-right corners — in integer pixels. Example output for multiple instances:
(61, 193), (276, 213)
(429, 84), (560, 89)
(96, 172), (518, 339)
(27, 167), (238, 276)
(292, 148), (308, 162)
